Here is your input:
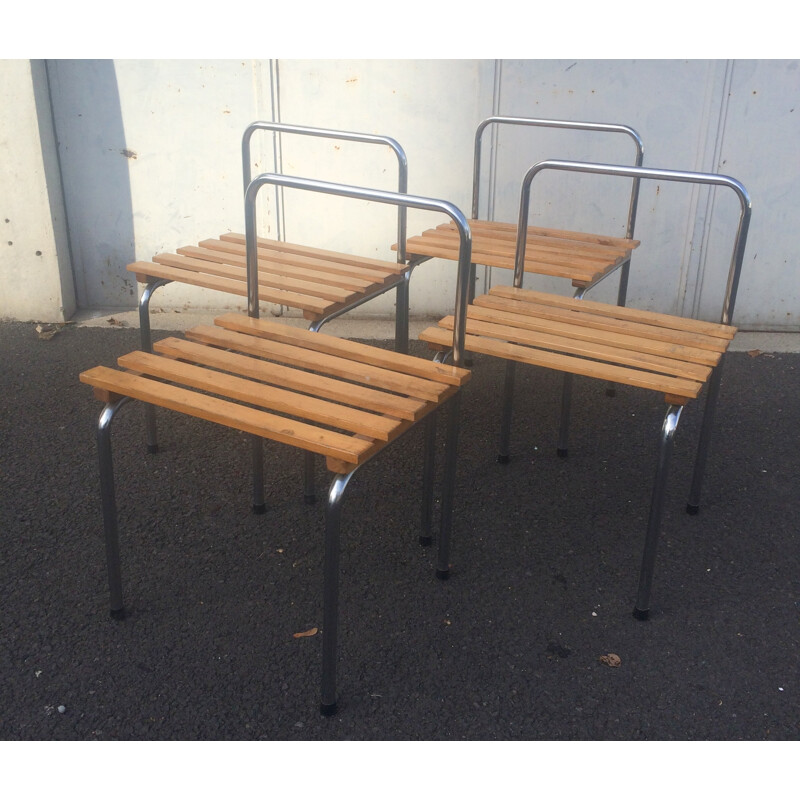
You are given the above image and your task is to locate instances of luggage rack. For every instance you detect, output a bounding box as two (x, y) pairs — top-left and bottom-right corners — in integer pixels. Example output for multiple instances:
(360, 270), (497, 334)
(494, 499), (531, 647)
(81, 174), (474, 715)
(134, 122), (417, 455)
(417, 159), (752, 619)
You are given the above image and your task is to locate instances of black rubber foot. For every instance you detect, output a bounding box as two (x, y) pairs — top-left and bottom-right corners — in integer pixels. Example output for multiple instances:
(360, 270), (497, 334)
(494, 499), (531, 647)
(497, 454), (510, 464)
(419, 535), (432, 547)
(320, 701), (338, 717)
(686, 503), (700, 515)
(110, 607), (126, 621)
(252, 503), (266, 515)
(147, 444), (159, 455)
(557, 448), (568, 458)
(303, 495), (316, 505)
(436, 568), (450, 581)
(605, 388), (616, 398)
(633, 607), (650, 621)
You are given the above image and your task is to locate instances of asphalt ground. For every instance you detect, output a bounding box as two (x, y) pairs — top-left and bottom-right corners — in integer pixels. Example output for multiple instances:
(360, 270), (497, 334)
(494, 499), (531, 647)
(1, 319), (798, 784)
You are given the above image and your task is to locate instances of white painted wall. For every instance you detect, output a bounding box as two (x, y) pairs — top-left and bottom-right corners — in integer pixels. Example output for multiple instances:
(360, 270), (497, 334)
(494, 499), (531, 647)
(0, 60), (75, 322)
(2, 59), (799, 330)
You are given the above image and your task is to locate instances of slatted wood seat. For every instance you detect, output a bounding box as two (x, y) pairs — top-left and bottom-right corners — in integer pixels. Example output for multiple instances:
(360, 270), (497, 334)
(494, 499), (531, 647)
(82, 312), (469, 473)
(136, 122), (415, 456)
(130, 231), (409, 325)
(401, 219), (639, 290)
(417, 159), (751, 620)
(421, 285), (734, 405)
(83, 174), (474, 716)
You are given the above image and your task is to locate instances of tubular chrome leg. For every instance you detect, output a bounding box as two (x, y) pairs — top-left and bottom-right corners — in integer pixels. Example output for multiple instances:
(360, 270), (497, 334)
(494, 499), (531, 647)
(96, 397), (133, 620)
(304, 452), (317, 505)
(420, 410), (438, 547)
(320, 468), (359, 716)
(497, 360), (517, 464)
(138, 279), (170, 455)
(686, 360), (725, 514)
(436, 392), (463, 579)
(251, 435), (266, 514)
(394, 273), (411, 355)
(633, 404), (683, 620)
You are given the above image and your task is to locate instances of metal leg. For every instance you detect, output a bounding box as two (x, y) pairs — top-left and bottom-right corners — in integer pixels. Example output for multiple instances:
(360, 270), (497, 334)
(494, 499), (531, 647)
(686, 360), (725, 514)
(436, 392), (463, 579)
(633, 403), (683, 620)
(394, 273), (411, 355)
(419, 411), (438, 547)
(138, 279), (169, 454)
(320, 468), (359, 716)
(96, 397), (133, 620)
(251, 435), (266, 514)
(497, 360), (517, 464)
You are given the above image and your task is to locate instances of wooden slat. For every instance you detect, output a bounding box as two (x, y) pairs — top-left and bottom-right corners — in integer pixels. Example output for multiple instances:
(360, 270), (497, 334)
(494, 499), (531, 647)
(220, 232), (408, 275)
(197, 237), (399, 288)
(153, 337), (428, 421)
(213, 313), (471, 388)
(487, 286), (736, 342)
(126, 260), (333, 316)
(190, 240), (377, 291)
(469, 297), (723, 365)
(153, 251), (359, 304)
(79, 366), (375, 465)
(435, 314), (714, 382)
(419, 326), (701, 402)
(116, 351), (400, 441)
(184, 323), (456, 404)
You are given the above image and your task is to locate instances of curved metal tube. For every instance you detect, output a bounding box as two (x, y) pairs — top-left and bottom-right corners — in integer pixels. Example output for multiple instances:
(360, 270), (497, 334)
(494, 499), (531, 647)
(320, 467), (360, 715)
(515, 160), (752, 324)
(241, 121), (409, 262)
(634, 404), (684, 618)
(97, 397), (134, 618)
(472, 116), (645, 240)
(244, 173), (473, 366)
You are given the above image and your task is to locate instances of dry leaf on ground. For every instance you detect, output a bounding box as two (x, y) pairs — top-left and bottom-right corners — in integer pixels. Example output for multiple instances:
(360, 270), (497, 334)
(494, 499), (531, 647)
(599, 653), (622, 667)
(293, 627), (318, 639)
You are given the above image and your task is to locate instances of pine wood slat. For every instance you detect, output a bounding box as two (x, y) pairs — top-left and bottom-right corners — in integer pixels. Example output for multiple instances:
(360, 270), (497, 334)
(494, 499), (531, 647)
(435, 314), (713, 382)
(153, 337), (428, 421)
(79, 366), (376, 466)
(486, 286), (736, 343)
(213, 313), (471, 388)
(116, 350), (401, 441)
(465, 219), (639, 250)
(468, 297), (723, 366)
(185, 323), (457, 404)
(220, 232), (408, 275)
(422, 222), (634, 262)
(127, 260), (333, 316)
(199, 237), (401, 287)
(419, 326), (703, 402)
(153, 251), (359, 304)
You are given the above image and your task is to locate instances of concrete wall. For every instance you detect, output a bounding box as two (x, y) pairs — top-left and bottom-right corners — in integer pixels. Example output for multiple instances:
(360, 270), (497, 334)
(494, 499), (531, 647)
(2, 59), (798, 330)
(0, 60), (75, 322)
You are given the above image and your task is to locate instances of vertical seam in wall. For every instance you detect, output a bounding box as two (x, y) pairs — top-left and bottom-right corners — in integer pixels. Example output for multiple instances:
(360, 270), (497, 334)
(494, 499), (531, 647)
(269, 59), (286, 245)
(680, 59), (735, 319)
(42, 59), (81, 311)
(484, 59), (503, 294)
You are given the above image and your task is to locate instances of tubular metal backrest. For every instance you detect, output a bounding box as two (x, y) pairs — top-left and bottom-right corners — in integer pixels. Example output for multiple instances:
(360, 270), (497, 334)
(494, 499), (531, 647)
(515, 160), (752, 325)
(472, 116), (645, 241)
(244, 173), (472, 366)
(241, 121), (409, 263)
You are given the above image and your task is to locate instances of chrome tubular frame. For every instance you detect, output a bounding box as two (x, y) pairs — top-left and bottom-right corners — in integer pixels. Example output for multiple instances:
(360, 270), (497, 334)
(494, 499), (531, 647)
(241, 121), (411, 347)
(512, 159), (752, 617)
(473, 117), (645, 454)
(244, 172), (472, 712)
